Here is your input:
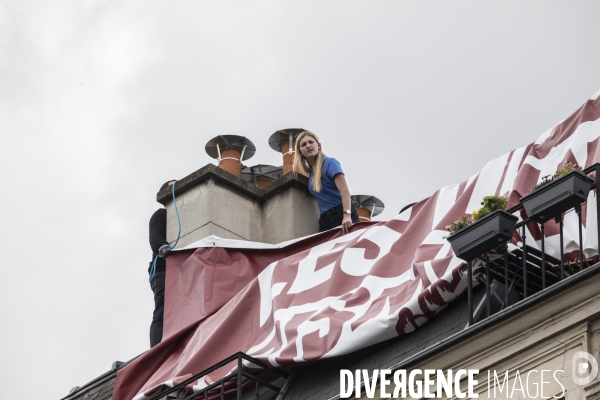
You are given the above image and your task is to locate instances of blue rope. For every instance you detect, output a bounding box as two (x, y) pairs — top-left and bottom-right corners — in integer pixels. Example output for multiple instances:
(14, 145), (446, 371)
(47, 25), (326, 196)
(170, 180), (181, 250)
(149, 181), (181, 282)
(148, 253), (163, 283)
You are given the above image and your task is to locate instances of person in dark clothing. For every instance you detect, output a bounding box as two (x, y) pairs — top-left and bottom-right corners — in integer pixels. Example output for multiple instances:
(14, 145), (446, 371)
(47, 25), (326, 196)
(148, 180), (175, 348)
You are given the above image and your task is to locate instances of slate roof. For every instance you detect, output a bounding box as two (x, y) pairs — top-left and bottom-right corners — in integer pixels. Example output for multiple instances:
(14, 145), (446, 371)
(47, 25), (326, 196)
(59, 360), (133, 400)
(60, 371), (116, 400)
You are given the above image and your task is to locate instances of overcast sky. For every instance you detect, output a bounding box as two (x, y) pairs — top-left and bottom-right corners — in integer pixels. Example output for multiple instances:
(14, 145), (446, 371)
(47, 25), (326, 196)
(1, 1), (600, 399)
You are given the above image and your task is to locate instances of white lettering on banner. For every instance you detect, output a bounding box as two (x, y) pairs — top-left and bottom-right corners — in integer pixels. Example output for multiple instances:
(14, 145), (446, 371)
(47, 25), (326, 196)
(423, 260), (439, 285)
(288, 230), (364, 294)
(293, 318), (330, 362)
(256, 261), (283, 327)
(340, 226), (401, 277)
(466, 172), (478, 193)
(268, 297), (340, 366)
(466, 152), (510, 213)
(324, 273), (416, 357)
(420, 229), (449, 245)
(534, 127), (553, 145)
(248, 296), (338, 364)
(525, 119), (600, 178)
(256, 224), (411, 362)
(499, 146), (527, 195)
(432, 184), (460, 229)
(251, 245), (416, 363)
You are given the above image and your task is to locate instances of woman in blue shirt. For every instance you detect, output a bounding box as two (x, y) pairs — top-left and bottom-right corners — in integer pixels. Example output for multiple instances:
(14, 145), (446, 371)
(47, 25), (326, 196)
(293, 131), (359, 234)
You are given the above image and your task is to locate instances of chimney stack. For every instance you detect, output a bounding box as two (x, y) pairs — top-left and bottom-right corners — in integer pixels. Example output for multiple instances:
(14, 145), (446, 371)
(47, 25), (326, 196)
(205, 135), (256, 178)
(268, 128), (305, 176)
(351, 195), (385, 222)
(241, 165), (282, 188)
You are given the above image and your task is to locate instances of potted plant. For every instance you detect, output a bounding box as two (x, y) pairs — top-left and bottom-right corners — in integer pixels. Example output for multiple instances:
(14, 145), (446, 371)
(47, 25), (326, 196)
(520, 162), (593, 223)
(447, 196), (518, 261)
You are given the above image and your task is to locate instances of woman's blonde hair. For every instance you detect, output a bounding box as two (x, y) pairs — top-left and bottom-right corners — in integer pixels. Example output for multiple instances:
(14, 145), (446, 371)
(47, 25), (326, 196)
(293, 130), (324, 192)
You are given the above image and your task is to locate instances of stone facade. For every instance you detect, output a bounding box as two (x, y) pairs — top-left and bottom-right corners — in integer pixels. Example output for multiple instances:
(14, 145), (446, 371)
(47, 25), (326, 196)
(352, 266), (600, 400)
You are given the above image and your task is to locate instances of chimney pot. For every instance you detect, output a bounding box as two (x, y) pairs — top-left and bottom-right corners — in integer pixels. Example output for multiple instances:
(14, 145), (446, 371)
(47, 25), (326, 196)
(351, 195), (385, 221)
(268, 128), (306, 176)
(205, 135), (256, 178)
(241, 164), (282, 188)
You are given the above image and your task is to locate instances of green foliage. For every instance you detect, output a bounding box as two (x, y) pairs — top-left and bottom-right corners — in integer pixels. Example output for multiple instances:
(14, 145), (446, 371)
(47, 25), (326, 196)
(530, 162), (584, 192)
(556, 162), (583, 177)
(447, 195), (508, 235)
(531, 177), (553, 192)
(472, 195), (508, 221)
(446, 216), (471, 235)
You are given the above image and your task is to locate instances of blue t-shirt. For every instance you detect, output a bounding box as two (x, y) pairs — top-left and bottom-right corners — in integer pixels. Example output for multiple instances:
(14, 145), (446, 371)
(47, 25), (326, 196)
(308, 156), (344, 214)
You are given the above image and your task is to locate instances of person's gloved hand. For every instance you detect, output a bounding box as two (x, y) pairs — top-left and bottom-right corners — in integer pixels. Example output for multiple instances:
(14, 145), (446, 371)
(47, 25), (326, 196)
(158, 245), (171, 256)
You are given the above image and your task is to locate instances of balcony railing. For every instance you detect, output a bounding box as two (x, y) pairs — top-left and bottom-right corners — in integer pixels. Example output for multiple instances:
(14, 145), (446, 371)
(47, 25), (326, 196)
(463, 163), (600, 326)
(148, 352), (292, 400)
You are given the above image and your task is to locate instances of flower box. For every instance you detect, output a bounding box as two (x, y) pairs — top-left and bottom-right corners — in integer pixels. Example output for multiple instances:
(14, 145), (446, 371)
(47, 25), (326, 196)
(447, 210), (518, 261)
(520, 171), (593, 223)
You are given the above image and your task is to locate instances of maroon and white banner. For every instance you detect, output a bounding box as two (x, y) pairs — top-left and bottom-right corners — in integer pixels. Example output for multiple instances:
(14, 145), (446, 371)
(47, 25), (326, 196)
(113, 90), (600, 400)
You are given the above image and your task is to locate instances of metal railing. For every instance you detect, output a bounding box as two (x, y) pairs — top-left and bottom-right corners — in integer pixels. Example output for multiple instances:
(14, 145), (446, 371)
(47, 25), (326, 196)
(466, 163), (600, 326)
(148, 352), (290, 400)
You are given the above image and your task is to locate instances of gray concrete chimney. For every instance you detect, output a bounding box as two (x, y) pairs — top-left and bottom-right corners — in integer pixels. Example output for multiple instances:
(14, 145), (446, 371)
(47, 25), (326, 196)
(157, 164), (319, 247)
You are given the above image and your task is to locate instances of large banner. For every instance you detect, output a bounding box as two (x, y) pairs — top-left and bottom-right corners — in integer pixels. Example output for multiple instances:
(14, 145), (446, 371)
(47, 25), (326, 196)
(113, 90), (600, 400)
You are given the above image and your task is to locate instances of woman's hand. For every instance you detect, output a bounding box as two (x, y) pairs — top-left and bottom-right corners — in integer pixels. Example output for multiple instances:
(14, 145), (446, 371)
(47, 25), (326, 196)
(333, 173), (354, 235)
(341, 213), (352, 235)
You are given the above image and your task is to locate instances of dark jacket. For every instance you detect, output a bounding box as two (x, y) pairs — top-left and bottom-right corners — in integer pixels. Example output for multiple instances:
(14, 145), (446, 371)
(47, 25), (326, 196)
(149, 208), (169, 274)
